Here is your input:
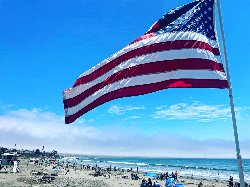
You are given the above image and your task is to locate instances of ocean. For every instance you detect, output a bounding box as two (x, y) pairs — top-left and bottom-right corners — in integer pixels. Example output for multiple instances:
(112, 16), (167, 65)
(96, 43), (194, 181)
(70, 156), (250, 183)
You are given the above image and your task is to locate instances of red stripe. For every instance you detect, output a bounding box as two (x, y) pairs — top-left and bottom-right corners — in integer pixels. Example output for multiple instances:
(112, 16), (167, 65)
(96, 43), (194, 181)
(64, 59), (225, 108)
(145, 22), (161, 35)
(65, 79), (229, 124)
(73, 40), (220, 87)
(130, 33), (156, 44)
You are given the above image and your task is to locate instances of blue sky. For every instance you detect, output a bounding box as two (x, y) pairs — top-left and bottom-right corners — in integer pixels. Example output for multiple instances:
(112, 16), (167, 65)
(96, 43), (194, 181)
(0, 0), (250, 158)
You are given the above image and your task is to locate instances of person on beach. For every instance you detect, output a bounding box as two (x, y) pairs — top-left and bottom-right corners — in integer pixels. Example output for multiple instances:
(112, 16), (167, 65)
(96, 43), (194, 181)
(153, 181), (161, 187)
(65, 169), (69, 175)
(174, 171), (179, 181)
(171, 172), (175, 179)
(228, 176), (233, 187)
(147, 178), (153, 187)
(160, 173), (164, 181)
(140, 178), (147, 187)
(165, 172), (169, 180)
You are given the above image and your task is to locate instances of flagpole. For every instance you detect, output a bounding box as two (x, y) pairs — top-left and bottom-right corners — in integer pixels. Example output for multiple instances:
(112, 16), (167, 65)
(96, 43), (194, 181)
(216, 0), (245, 186)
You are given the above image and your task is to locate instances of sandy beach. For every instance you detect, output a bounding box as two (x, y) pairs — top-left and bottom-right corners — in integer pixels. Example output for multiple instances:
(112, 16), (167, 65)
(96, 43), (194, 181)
(0, 157), (231, 187)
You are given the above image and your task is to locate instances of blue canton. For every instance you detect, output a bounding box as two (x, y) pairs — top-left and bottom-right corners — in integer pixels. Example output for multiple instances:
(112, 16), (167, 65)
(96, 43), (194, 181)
(157, 0), (216, 40)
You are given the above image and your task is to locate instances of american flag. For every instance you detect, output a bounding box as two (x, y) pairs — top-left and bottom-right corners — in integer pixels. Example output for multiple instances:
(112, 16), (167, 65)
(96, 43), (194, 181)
(63, 0), (229, 124)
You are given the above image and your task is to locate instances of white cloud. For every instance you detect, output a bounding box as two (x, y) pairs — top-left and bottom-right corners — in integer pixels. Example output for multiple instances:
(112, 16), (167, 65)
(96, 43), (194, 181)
(124, 115), (142, 120)
(0, 102), (13, 111)
(0, 109), (101, 151)
(152, 102), (243, 122)
(108, 105), (145, 115)
(0, 108), (249, 158)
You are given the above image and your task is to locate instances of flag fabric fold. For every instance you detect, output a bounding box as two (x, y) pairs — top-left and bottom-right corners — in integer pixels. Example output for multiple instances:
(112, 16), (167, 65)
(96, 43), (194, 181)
(63, 0), (229, 124)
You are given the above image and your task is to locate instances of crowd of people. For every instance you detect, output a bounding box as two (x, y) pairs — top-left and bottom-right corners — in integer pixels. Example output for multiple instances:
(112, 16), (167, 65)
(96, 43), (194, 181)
(139, 171), (179, 187)
(140, 178), (161, 187)
(158, 171), (179, 181)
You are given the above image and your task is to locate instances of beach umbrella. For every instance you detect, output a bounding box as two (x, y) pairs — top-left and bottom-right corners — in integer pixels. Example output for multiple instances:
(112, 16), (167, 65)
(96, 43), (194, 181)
(165, 177), (175, 187)
(144, 172), (158, 178)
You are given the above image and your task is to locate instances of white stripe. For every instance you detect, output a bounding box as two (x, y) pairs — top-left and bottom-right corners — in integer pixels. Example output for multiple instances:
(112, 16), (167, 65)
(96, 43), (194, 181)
(78, 31), (220, 78)
(66, 70), (227, 116)
(64, 48), (221, 99)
